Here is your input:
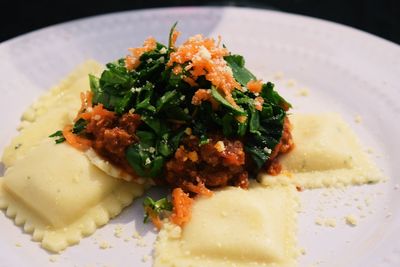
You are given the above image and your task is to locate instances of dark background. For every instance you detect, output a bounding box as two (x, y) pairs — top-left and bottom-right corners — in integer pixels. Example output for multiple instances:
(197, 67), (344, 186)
(2, 0), (400, 44)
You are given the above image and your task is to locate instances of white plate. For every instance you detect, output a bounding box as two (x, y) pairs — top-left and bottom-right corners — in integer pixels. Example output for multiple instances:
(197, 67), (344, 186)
(0, 6), (399, 267)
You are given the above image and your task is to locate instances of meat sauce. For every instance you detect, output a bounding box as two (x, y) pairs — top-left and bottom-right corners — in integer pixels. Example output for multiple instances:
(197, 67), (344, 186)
(82, 111), (293, 194)
(84, 112), (141, 178)
(164, 117), (293, 193)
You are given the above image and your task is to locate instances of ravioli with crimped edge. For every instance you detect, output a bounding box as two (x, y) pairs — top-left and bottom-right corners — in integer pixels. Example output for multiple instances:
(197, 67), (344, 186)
(0, 61), (146, 252)
(154, 183), (299, 267)
(258, 113), (384, 188)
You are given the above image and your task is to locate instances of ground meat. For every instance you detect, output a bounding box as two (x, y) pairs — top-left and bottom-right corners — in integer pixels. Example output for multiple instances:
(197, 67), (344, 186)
(81, 107), (292, 193)
(98, 128), (134, 158)
(85, 113), (141, 176)
(164, 135), (249, 194)
(164, 116), (293, 194)
(119, 113), (141, 135)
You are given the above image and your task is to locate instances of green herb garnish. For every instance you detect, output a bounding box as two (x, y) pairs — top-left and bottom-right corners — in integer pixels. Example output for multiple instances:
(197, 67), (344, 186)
(143, 196), (173, 223)
(49, 130), (66, 144)
(72, 118), (88, 134)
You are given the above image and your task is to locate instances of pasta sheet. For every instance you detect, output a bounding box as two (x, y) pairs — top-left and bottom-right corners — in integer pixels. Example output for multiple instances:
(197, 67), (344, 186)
(259, 113), (384, 188)
(0, 61), (145, 252)
(154, 183), (299, 267)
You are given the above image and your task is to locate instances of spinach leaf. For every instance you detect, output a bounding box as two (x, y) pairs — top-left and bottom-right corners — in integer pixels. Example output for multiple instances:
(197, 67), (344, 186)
(244, 105), (285, 171)
(156, 90), (182, 112)
(135, 82), (156, 113)
(261, 82), (292, 110)
(141, 115), (165, 135)
(126, 128), (184, 177)
(244, 145), (270, 170)
(221, 114), (234, 136)
(126, 141), (164, 177)
(248, 105), (260, 134)
(211, 86), (246, 115)
(90, 60), (136, 113)
(224, 54), (256, 86)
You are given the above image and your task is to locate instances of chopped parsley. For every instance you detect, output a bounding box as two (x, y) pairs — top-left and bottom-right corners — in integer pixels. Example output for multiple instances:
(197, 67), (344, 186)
(72, 118), (88, 134)
(143, 196), (172, 223)
(49, 130), (66, 144)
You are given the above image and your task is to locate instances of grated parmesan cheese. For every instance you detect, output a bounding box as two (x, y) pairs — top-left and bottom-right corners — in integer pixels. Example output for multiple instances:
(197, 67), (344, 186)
(296, 88), (310, 97)
(214, 141), (225, 152)
(99, 241), (111, 249)
(49, 255), (59, 262)
(324, 218), (337, 227)
(114, 225), (123, 238)
(345, 215), (358, 226)
(354, 115), (362, 124)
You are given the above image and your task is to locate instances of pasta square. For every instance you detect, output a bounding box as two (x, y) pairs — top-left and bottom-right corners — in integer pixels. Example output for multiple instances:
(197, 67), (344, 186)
(154, 183), (299, 267)
(259, 113), (384, 188)
(0, 61), (145, 252)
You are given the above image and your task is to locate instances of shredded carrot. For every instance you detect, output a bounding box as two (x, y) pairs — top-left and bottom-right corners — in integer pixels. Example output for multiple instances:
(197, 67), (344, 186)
(247, 80), (263, 94)
(62, 125), (92, 151)
(216, 35), (222, 47)
(170, 30), (180, 48)
(191, 88), (219, 110)
(64, 91), (117, 152)
(172, 65), (183, 75)
(235, 115), (247, 123)
(182, 76), (198, 87)
(191, 89), (211, 105)
(78, 91), (93, 114)
(182, 181), (213, 197)
(78, 103), (116, 121)
(125, 37), (157, 70)
(170, 188), (194, 227)
(167, 34), (241, 107)
(145, 207), (163, 230)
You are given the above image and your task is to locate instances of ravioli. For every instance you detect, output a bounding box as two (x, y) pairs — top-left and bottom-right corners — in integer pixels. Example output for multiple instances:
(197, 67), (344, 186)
(2, 60), (104, 167)
(154, 183), (299, 267)
(259, 113), (384, 188)
(0, 61), (145, 252)
(0, 140), (144, 252)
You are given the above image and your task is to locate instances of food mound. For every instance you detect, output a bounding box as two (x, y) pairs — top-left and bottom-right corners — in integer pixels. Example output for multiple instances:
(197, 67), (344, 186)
(54, 24), (293, 226)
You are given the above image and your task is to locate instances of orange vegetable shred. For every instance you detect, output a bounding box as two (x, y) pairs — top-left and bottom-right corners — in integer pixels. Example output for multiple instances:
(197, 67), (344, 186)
(144, 207), (163, 230)
(125, 37), (157, 70)
(246, 80), (263, 93)
(170, 188), (194, 227)
(63, 125), (92, 151)
(167, 34), (241, 107)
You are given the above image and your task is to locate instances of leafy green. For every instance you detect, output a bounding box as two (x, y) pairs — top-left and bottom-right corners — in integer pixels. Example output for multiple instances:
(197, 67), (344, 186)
(211, 86), (246, 115)
(143, 196), (172, 223)
(244, 106), (286, 170)
(261, 82), (292, 110)
(85, 24), (291, 178)
(224, 54), (256, 86)
(72, 118), (88, 134)
(125, 127), (184, 177)
(90, 60), (135, 114)
(49, 130), (66, 144)
(168, 22), (178, 49)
